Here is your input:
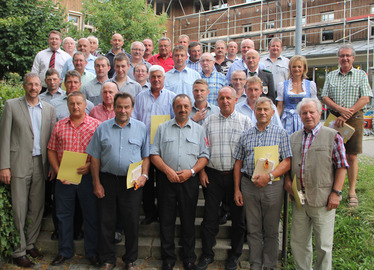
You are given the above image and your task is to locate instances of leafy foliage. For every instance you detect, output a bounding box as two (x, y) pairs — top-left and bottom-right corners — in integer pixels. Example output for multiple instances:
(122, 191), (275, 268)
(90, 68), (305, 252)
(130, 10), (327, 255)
(0, 0), (68, 79)
(82, 0), (167, 54)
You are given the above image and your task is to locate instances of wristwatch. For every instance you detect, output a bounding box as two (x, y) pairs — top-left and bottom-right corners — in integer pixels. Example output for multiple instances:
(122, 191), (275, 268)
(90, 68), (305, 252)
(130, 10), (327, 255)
(332, 189), (342, 201)
(142, 174), (149, 180)
(268, 173), (274, 182)
(190, 169), (196, 177)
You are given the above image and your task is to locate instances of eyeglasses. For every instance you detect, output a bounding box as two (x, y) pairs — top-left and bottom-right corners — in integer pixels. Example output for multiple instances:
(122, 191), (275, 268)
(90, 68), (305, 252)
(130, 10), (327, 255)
(131, 48), (144, 51)
(338, 54), (352, 58)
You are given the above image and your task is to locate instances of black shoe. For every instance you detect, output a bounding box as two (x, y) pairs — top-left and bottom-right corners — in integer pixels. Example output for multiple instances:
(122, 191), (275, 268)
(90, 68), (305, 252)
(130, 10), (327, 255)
(88, 255), (101, 266)
(74, 231), (84, 240)
(140, 215), (158, 225)
(219, 213), (231, 225)
(114, 231), (122, 243)
(184, 261), (196, 270)
(51, 255), (69, 266)
(162, 261), (175, 270)
(13, 255), (35, 268)
(51, 230), (59, 240)
(225, 257), (238, 270)
(196, 256), (213, 270)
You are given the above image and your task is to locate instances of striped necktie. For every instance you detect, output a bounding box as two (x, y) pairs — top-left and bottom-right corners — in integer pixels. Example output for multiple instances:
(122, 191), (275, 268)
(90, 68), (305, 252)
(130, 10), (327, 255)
(49, 51), (56, 68)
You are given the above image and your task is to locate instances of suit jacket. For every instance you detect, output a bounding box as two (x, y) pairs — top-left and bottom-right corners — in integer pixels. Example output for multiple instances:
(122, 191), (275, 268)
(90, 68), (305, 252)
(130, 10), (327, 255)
(0, 96), (56, 178)
(246, 68), (276, 104)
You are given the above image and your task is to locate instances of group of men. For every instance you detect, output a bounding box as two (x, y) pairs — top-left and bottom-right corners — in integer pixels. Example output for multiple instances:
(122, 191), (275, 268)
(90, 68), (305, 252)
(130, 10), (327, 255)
(0, 27), (372, 270)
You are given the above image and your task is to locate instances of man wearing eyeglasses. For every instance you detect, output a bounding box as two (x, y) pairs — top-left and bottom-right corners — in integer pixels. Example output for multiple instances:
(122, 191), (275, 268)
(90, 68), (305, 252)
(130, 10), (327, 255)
(321, 44), (372, 208)
(127, 41), (152, 81)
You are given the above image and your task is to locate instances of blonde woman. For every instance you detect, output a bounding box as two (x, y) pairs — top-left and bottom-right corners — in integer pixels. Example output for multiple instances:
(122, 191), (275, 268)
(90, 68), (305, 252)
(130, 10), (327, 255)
(276, 55), (317, 134)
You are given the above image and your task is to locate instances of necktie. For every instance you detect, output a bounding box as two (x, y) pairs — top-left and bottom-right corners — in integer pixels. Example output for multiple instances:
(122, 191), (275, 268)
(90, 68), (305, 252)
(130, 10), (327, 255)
(250, 71), (257, 77)
(49, 51), (56, 68)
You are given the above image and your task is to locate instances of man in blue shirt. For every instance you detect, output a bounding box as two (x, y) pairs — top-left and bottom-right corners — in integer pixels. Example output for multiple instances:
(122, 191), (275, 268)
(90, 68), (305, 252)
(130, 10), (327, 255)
(133, 65), (176, 225)
(150, 94), (209, 270)
(86, 92), (150, 270)
(233, 97), (292, 270)
(164, 46), (201, 101)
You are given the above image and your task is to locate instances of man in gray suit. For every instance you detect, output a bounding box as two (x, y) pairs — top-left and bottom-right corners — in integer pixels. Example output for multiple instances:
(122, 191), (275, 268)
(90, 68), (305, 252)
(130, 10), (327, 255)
(0, 73), (56, 268)
(244, 49), (276, 104)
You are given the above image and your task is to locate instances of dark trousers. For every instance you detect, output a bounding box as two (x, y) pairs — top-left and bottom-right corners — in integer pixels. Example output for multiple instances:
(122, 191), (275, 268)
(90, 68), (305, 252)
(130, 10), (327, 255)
(142, 163), (158, 219)
(157, 172), (199, 264)
(55, 174), (98, 258)
(201, 167), (245, 259)
(98, 173), (142, 264)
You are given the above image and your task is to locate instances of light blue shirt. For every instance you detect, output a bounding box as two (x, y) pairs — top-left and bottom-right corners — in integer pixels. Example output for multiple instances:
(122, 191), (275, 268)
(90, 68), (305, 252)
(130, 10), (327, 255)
(81, 78), (104, 106)
(226, 58), (265, 81)
(186, 58), (202, 73)
(164, 67), (201, 101)
(109, 76), (142, 98)
(200, 69), (228, 105)
(50, 95), (94, 121)
(61, 53), (96, 80)
(235, 99), (282, 128)
(39, 88), (66, 103)
(150, 118), (209, 171)
(133, 88), (176, 148)
(190, 102), (220, 125)
(86, 118), (149, 176)
(26, 99), (42, 156)
(128, 58), (152, 81)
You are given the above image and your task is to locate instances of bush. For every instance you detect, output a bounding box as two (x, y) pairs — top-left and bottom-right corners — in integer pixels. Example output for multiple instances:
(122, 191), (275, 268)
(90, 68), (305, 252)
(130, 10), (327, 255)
(0, 74), (24, 261)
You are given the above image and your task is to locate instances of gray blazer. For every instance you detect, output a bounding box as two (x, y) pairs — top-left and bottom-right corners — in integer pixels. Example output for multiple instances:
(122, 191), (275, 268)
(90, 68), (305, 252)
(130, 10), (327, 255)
(0, 96), (56, 178)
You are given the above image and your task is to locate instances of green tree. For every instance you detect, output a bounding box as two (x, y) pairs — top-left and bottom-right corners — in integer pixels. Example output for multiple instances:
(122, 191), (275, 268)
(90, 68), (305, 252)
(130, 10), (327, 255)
(0, 0), (68, 79)
(82, 0), (167, 54)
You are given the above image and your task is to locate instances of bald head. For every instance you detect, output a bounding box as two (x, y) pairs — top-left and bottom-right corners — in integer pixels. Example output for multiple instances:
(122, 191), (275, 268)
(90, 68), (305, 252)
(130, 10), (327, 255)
(245, 49), (260, 71)
(102, 81), (119, 106)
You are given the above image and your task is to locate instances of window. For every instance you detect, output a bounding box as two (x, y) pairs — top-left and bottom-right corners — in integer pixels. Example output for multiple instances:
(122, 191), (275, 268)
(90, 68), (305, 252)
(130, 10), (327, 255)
(265, 21), (275, 30)
(193, 0), (227, 12)
(243, 24), (252, 33)
(68, 11), (82, 29)
(202, 30), (217, 52)
(321, 28), (334, 42)
(321, 12), (334, 22)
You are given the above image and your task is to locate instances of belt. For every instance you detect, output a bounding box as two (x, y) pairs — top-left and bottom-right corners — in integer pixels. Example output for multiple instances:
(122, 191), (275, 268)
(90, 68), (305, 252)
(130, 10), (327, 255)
(207, 167), (233, 175)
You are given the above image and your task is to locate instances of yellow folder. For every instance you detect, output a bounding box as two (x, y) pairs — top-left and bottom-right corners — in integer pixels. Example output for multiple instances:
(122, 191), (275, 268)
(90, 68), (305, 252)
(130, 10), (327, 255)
(57, 151), (88, 185)
(151, 115), (170, 144)
(254, 145), (280, 180)
(126, 160), (143, 189)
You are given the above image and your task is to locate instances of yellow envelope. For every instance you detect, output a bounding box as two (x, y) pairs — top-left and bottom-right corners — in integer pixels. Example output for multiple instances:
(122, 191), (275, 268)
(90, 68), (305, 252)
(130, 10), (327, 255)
(151, 115), (170, 144)
(254, 145), (279, 180)
(57, 151), (88, 185)
(292, 175), (303, 210)
(126, 160), (143, 189)
(324, 113), (355, 143)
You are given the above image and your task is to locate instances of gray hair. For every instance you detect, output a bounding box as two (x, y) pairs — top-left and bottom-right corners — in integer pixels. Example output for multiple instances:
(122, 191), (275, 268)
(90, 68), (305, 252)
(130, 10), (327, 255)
(254, 97), (274, 109)
(23, 72), (40, 86)
(296, 98), (323, 115)
(131, 41), (145, 51)
(149, 65), (165, 76)
(158, 37), (171, 46)
(87, 35), (99, 45)
(337, 44), (356, 57)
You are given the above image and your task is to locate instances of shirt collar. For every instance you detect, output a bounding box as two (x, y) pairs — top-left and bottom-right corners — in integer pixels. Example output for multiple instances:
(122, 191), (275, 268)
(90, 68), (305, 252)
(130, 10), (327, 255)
(171, 118), (192, 128)
(255, 123), (271, 132)
(112, 117), (133, 128)
(219, 110), (236, 119)
(67, 113), (89, 126)
(338, 66), (354, 75)
(303, 122), (322, 136)
(26, 98), (42, 109)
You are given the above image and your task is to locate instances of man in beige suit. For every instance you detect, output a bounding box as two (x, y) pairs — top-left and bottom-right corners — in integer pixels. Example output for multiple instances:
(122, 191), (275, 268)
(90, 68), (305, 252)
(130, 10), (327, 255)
(0, 73), (56, 268)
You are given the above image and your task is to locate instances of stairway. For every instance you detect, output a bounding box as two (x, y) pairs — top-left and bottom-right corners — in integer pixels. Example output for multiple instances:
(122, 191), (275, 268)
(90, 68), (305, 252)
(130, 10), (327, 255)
(36, 187), (250, 262)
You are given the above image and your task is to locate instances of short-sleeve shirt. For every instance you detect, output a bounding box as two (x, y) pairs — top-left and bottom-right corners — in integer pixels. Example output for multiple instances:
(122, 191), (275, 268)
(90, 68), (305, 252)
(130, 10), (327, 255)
(47, 114), (100, 163)
(233, 124), (292, 176)
(203, 111), (252, 171)
(150, 118), (209, 171)
(260, 55), (289, 85)
(86, 117), (149, 176)
(321, 67), (373, 108)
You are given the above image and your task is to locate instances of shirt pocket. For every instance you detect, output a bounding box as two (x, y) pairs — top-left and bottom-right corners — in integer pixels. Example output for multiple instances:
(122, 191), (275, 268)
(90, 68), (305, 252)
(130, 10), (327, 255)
(128, 138), (142, 155)
(186, 137), (200, 159)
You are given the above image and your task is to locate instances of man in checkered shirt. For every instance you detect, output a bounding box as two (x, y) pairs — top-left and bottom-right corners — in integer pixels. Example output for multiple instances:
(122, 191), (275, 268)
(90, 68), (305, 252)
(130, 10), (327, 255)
(47, 91), (101, 267)
(322, 44), (373, 208)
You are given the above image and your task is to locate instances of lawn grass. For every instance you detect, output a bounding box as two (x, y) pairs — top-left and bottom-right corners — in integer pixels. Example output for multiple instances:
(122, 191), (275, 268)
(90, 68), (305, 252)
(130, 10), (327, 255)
(284, 155), (374, 269)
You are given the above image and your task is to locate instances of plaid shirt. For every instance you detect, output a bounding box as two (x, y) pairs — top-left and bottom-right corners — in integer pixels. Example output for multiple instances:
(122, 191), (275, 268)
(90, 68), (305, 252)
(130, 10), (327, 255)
(186, 58), (202, 73)
(47, 114), (100, 163)
(300, 122), (348, 188)
(200, 69), (228, 106)
(203, 111), (252, 171)
(321, 67), (372, 108)
(233, 124), (292, 176)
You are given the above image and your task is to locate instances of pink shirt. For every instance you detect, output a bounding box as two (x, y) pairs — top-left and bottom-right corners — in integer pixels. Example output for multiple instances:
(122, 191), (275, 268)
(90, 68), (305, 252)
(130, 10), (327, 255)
(89, 104), (115, 122)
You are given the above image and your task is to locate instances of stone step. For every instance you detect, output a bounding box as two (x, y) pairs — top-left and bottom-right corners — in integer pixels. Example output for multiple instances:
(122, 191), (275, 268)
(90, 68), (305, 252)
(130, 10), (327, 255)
(36, 231), (249, 261)
(41, 216), (234, 239)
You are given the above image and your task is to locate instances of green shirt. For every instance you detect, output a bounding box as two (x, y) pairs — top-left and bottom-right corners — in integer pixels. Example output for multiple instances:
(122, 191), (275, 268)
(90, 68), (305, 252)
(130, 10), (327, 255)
(321, 67), (372, 108)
